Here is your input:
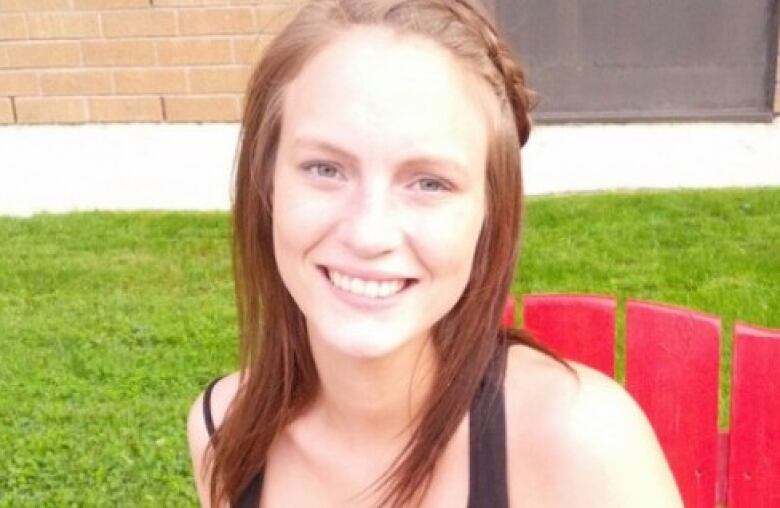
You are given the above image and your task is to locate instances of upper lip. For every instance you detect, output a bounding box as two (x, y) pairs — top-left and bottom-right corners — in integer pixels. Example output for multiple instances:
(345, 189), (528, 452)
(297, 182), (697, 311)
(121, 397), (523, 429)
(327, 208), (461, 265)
(320, 265), (417, 282)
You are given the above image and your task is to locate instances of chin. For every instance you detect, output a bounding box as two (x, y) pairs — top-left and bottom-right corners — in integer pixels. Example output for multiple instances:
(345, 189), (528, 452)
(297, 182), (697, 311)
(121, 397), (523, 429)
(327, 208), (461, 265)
(311, 320), (425, 361)
(337, 340), (398, 359)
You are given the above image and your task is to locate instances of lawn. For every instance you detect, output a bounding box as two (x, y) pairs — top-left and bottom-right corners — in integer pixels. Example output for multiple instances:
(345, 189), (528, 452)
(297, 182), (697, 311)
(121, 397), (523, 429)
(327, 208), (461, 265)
(1, 188), (778, 506)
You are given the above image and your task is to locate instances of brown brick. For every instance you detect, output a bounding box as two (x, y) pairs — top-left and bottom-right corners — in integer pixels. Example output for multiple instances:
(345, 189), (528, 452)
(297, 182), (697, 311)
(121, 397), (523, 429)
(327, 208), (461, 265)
(5, 41), (81, 68)
(89, 96), (163, 122)
(178, 8), (255, 35)
(0, 13), (27, 40)
(157, 38), (232, 65)
(28, 13), (101, 39)
(164, 94), (240, 122)
(254, 4), (298, 32)
(81, 39), (156, 66)
(102, 10), (177, 38)
(114, 68), (187, 94)
(189, 65), (249, 93)
(0, 0), (71, 11)
(0, 45), (9, 67)
(235, 0), (306, 4)
(16, 96), (88, 124)
(0, 97), (14, 123)
(40, 70), (113, 95)
(73, 0), (149, 9)
(153, 0), (231, 5)
(232, 35), (271, 64)
(0, 71), (38, 94)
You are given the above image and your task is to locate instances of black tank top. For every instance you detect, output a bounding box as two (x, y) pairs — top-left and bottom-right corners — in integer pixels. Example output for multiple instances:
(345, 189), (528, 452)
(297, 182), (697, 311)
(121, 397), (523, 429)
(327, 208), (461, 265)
(203, 351), (509, 508)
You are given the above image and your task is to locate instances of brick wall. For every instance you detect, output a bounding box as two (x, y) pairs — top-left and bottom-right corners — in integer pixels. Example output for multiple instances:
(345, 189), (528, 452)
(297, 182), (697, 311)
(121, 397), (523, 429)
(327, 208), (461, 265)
(0, 0), (302, 124)
(1, 2), (778, 123)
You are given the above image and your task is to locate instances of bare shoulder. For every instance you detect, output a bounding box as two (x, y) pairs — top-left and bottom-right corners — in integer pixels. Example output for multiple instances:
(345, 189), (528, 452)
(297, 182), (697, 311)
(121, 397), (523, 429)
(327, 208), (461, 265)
(187, 371), (243, 442)
(504, 344), (682, 508)
(187, 371), (242, 508)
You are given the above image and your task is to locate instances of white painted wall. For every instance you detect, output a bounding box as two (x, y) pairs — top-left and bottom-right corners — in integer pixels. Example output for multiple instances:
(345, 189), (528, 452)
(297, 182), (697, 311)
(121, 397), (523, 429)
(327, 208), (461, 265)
(522, 119), (780, 195)
(1, 119), (778, 217)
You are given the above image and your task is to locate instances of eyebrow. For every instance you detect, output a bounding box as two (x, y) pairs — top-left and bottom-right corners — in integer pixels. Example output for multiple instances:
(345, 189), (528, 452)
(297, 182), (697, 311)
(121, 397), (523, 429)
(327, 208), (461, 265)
(293, 138), (359, 166)
(291, 137), (469, 176)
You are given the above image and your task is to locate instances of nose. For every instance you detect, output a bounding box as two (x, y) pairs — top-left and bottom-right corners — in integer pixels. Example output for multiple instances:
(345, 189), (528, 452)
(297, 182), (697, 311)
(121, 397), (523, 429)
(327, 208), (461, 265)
(336, 186), (403, 258)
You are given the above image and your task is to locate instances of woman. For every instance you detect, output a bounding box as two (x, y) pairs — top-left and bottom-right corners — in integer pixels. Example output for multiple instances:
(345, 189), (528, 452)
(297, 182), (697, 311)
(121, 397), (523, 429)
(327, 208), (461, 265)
(188, 1), (683, 506)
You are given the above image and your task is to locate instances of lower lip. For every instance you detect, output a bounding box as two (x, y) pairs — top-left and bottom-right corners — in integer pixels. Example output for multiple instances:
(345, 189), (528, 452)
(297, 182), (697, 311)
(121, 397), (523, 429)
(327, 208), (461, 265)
(319, 268), (414, 311)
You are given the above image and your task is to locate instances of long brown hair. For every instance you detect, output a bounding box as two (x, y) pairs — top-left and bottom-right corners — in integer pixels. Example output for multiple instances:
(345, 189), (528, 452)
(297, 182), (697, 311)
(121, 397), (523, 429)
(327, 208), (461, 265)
(209, 1), (574, 506)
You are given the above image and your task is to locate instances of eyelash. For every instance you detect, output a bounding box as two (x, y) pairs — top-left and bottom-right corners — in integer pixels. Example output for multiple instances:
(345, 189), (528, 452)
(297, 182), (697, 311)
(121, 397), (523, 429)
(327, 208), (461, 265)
(301, 161), (344, 180)
(413, 177), (451, 192)
(300, 162), (452, 192)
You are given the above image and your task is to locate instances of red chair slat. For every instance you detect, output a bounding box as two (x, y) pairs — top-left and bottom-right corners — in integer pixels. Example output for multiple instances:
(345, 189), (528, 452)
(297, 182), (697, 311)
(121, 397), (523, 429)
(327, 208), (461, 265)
(626, 300), (720, 508)
(522, 294), (616, 377)
(727, 323), (780, 507)
(501, 295), (516, 327)
(716, 432), (729, 505)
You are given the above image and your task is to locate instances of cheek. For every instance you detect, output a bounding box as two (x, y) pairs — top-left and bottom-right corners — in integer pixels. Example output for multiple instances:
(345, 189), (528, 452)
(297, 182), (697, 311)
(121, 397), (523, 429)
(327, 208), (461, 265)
(272, 176), (299, 254)
(272, 178), (321, 292)
(409, 197), (485, 277)
(272, 173), (338, 253)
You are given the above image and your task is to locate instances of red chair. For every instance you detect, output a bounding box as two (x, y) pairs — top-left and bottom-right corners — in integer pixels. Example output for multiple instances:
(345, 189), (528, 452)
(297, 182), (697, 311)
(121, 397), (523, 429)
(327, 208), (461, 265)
(626, 300), (720, 508)
(510, 293), (780, 507)
(727, 323), (780, 508)
(522, 293), (616, 377)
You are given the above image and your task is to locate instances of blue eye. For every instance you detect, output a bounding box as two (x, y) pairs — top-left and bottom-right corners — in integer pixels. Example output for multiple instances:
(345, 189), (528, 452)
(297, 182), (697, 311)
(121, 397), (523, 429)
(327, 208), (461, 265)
(416, 177), (449, 192)
(303, 162), (342, 179)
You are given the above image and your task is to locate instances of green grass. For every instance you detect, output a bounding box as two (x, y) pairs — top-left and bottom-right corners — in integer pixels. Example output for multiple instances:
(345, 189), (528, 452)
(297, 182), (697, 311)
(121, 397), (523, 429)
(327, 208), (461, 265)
(1, 188), (778, 505)
(1, 213), (236, 507)
(516, 188), (780, 432)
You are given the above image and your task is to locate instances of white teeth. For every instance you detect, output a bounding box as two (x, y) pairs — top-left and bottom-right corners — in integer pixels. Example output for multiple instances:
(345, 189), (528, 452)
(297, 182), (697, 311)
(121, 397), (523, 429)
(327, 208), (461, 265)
(365, 281), (379, 298)
(327, 269), (405, 299)
(350, 277), (365, 294)
(377, 281), (396, 297)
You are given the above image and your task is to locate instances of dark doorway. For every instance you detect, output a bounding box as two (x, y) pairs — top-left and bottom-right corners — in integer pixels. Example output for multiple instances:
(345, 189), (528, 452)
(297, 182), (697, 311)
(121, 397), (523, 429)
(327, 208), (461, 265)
(491, 0), (778, 122)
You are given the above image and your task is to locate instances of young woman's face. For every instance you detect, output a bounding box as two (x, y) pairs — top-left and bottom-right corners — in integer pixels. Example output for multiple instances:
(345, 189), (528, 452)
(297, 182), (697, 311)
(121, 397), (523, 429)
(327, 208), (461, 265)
(272, 27), (490, 359)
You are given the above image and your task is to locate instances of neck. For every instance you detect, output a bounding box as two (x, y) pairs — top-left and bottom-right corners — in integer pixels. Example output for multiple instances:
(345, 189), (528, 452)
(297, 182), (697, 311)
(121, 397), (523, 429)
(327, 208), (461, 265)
(306, 331), (438, 450)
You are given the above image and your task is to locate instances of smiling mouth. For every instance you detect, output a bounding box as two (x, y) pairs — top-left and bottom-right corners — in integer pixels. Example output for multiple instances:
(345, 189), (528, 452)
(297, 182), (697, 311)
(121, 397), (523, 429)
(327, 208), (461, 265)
(319, 267), (417, 299)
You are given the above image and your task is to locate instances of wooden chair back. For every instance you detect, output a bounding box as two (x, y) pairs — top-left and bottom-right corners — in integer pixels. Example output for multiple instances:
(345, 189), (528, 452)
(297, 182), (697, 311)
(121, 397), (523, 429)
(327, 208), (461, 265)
(506, 293), (780, 507)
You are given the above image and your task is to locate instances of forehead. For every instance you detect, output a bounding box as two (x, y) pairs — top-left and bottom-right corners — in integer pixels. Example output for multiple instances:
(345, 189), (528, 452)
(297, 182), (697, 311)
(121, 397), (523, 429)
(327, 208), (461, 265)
(280, 26), (490, 169)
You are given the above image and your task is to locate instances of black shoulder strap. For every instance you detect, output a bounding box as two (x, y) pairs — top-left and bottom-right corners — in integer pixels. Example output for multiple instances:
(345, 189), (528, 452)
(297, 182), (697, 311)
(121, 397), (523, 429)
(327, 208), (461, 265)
(203, 376), (225, 438)
(467, 350), (509, 508)
(233, 471), (264, 508)
(202, 376), (265, 508)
